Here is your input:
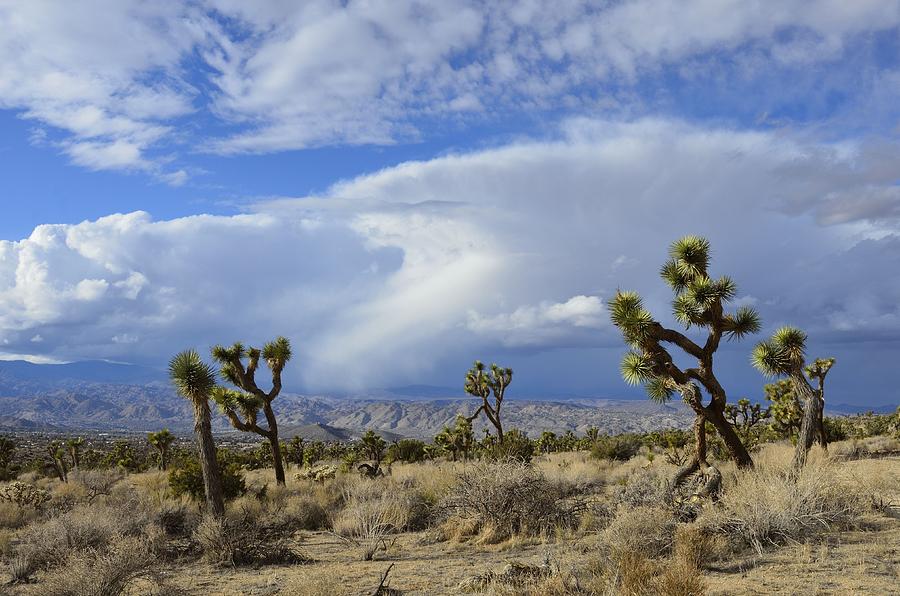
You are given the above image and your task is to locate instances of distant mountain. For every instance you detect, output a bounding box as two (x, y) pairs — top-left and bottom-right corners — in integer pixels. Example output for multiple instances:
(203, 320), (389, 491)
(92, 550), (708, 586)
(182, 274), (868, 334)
(826, 402), (899, 415)
(0, 359), (166, 385)
(4, 359), (845, 440)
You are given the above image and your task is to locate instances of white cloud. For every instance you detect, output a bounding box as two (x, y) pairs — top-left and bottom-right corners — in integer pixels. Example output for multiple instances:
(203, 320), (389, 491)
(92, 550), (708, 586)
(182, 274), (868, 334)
(3, 1), (900, 166)
(467, 295), (605, 347)
(2, 118), (900, 391)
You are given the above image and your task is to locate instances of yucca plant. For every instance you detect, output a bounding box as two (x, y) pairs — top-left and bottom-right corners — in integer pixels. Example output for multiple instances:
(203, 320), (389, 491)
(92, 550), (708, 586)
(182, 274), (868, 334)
(464, 361), (513, 444)
(210, 337), (292, 485)
(148, 428), (175, 471)
(609, 236), (760, 487)
(805, 357), (835, 449)
(752, 327), (830, 469)
(169, 349), (224, 517)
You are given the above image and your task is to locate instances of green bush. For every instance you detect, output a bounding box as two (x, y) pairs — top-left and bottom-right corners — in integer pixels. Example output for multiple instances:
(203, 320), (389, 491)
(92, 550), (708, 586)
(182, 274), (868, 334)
(485, 429), (534, 463)
(591, 434), (642, 461)
(389, 439), (428, 463)
(169, 450), (245, 502)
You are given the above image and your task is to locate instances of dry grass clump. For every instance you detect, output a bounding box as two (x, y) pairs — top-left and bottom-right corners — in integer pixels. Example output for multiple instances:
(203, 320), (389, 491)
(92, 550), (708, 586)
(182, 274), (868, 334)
(277, 567), (346, 595)
(331, 479), (429, 560)
(22, 535), (156, 596)
(612, 467), (671, 509)
(699, 454), (865, 554)
(603, 505), (676, 558)
(439, 460), (578, 541)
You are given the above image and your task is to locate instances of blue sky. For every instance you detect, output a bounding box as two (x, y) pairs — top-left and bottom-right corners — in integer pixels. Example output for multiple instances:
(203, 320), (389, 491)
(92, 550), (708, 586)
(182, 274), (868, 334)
(1, 1), (900, 406)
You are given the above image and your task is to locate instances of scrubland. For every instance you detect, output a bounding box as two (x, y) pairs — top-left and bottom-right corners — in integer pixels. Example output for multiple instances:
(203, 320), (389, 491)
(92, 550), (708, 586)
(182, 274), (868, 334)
(1, 437), (898, 595)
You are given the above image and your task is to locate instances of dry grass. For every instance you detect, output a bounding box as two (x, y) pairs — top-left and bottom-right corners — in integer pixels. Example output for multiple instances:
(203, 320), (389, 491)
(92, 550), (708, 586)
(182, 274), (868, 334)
(603, 505), (676, 558)
(699, 446), (868, 554)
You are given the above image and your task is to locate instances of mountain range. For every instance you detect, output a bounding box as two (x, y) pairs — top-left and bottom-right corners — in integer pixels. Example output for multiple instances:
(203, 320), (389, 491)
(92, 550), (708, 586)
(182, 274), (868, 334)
(0, 360), (893, 440)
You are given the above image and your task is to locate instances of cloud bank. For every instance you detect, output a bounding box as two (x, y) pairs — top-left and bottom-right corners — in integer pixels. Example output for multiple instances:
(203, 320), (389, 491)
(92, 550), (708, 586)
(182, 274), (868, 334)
(2, 118), (899, 400)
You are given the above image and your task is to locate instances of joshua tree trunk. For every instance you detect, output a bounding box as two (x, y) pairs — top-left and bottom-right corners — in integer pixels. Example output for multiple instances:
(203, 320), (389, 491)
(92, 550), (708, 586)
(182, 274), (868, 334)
(815, 377), (828, 451)
(791, 373), (821, 471)
(262, 403), (286, 485)
(193, 400), (225, 518)
(673, 413), (706, 488)
(704, 403), (753, 468)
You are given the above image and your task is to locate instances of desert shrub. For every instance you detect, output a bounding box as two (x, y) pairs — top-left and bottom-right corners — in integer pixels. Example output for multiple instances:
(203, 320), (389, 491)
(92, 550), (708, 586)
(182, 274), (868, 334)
(613, 467), (670, 509)
(439, 460), (574, 539)
(193, 511), (307, 567)
(603, 505), (676, 558)
(11, 504), (126, 580)
(295, 464), (338, 482)
(484, 429), (535, 463)
(24, 535), (156, 596)
(153, 500), (195, 537)
(591, 434), (642, 461)
(388, 438), (428, 463)
(698, 457), (863, 554)
(332, 479), (429, 559)
(69, 469), (123, 502)
(168, 453), (246, 502)
(0, 481), (51, 510)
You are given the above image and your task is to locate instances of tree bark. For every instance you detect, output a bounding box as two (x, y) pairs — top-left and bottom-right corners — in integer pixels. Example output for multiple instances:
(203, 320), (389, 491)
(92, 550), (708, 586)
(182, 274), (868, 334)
(193, 400), (225, 518)
(263, 402), (286, 485)
(815, 377), (828, 450)
(704, 402), (754, 468)
(791, 372), (821, 471)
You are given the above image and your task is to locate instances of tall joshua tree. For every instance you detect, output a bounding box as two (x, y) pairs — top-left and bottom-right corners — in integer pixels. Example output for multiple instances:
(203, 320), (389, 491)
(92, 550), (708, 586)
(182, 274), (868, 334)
(464, 361), (513, 444)
(169, 350), (224, 517)
(211, 337), (292, 485)
(805, 357), (835, 449)
(148, 429), (175, 471)
(609, 236), (760, 488)
(752, 327), (825, 470)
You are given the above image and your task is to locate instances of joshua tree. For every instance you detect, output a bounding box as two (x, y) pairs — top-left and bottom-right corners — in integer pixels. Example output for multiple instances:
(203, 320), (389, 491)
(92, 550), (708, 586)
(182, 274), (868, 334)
(464, 361), (513, 444)
(47, 440), (68, 483)
(169, 350), (224, 517)
(148, 429), (175, 471)
(609, 236), (760, 492)
(765, 379), (803, 439)
(752, 327), (825, 470)
(805, 357), (835, 449)
(724, 398), (770, 447)
(67, 437), (84, 471)
(211, 337), (292, 485)
(357, 430), (387, 477)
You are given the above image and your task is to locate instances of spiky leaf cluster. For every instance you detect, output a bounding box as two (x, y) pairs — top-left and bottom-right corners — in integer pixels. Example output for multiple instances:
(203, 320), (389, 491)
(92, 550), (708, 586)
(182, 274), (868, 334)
(805, 357), (835, 382)
(169, 350), (217, 403)
(751, 326), (808, 377)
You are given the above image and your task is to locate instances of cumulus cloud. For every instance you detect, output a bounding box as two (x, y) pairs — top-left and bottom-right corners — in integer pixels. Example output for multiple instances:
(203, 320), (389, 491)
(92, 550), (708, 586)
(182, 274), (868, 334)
(467, 296), (605, 347)
(2, 118), (899, 397)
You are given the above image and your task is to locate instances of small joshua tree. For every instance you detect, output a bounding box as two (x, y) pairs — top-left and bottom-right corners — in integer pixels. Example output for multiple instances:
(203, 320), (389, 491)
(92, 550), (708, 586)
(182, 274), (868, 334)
(211, 337), (292, 486)
(67, 437), (84, 471)
(148, 429), (175, 471)
(752, 326), (823, 470)
(464, 361), (513, 444)
(357, 430), (387, 477)
(765, 379), (803, 440)
(805, 357), (835, 449)
(169, 349), (224, 517)
(47, 440), (68, 482)
(724, 398), (770, 448)
(609, 236), (760, 488)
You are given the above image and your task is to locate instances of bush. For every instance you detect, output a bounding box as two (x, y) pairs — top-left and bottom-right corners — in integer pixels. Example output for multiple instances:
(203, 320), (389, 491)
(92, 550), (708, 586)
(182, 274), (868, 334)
(603, 506), (676, 558)
(698, 456), (863, 554)
(613, 468), (670, 509)
(440, 460), (574, 539)
(25, 536), (156, 596)
(389, 438), (428, 463)
(168, 452), (246, 503)
(193, 510), (307, 567)
(590, 434), (642, 461)
(485, 429), (535, 463)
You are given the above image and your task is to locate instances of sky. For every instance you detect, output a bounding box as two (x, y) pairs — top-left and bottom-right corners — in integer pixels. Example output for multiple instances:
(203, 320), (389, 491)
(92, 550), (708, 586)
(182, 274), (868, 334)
(1, 1), (900, 406)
